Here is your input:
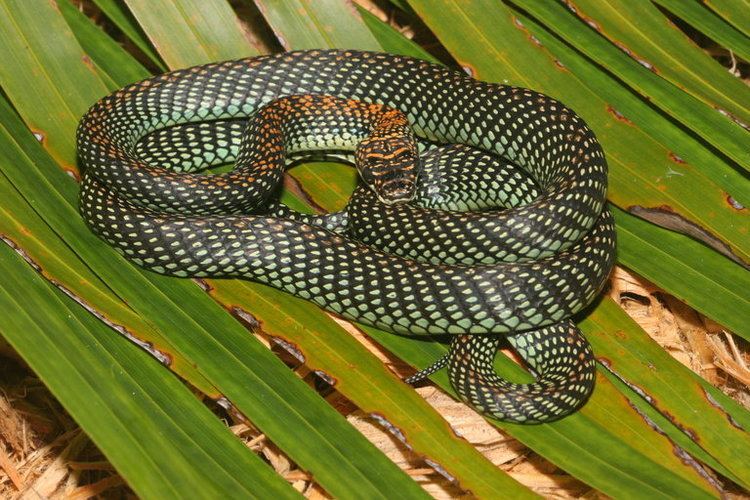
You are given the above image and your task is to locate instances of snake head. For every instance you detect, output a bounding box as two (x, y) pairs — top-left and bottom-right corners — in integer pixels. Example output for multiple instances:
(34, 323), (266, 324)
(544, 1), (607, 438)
(355, 136), (419, 205)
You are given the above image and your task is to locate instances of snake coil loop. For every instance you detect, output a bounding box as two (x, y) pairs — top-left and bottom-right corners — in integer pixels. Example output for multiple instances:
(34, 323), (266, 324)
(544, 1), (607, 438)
(77, 50), (615, 423)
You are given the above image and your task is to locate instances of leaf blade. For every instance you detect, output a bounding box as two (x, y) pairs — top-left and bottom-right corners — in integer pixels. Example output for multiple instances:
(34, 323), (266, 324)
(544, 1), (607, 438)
(123, 0), (259, 67)
(0, 243), (298, 499)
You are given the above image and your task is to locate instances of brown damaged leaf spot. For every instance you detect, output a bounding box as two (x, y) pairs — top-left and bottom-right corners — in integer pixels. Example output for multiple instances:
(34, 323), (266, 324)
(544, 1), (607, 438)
(54, 281), (173, 366)
(371, 411), (463, 486)
(511, 16), (543, 49)
(606, 105), (634, 125)
(661, 409), (699, 442)
(229, 305), (262, 331)
(30, 128), (46, 146)
(715, 106), (750, 132)
(703, 388), (745, 431)
(224, 302), (333, 381)
(192, 278), (214, 292)
(0, 234), (174, 366)
(612, 41), (658, 73)
(457, 61), (478, 78)
(313, 369), (337, 387)
(81, 54), (97, 73)
(600, 361), (707, 444)
(668, 152), (686, 164)
(606, 364), (655, 401)
(369, 412), (412, 449)
(423, 458), (458, 485)
(562, 0), (602, 33)
(628, 205), (750, 270)
(725, 194), (746, 212)
(63, 166), (81, 182)
(283, 174), (326, 214)
(553, 59), (568, 72)
(1, 234), (42, 272)
(511, 16), (569, 73)
(625, 400), (725, 494)
(270, 336), (306, 364)
(595, 356), (613, 368)
(225, 302), (313, 365)
(372, 411), (465, 487)
(566, 8), (602, 32)
(562, 0), (658, 73)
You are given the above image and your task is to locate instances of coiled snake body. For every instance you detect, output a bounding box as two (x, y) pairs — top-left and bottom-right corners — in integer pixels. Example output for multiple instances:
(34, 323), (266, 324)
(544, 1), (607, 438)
(77, 50), (616, 423)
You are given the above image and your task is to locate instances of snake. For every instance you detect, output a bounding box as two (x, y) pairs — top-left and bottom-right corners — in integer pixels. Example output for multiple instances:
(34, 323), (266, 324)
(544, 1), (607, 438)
(76, 50), (616, 423)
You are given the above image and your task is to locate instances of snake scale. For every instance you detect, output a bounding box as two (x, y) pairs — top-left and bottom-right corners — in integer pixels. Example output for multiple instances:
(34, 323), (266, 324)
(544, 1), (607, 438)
(77, 50), (616, 423)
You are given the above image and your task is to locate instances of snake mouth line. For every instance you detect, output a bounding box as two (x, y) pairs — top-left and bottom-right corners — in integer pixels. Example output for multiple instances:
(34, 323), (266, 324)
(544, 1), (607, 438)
(377, 179), (417, 205)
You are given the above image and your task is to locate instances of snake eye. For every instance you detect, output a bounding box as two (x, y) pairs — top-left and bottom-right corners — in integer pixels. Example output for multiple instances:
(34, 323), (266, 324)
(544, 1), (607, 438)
(392, 149), (413, 160)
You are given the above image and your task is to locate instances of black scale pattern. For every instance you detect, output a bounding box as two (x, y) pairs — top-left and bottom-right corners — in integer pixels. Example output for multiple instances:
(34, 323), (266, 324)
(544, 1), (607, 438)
(77, 50), (615, 422)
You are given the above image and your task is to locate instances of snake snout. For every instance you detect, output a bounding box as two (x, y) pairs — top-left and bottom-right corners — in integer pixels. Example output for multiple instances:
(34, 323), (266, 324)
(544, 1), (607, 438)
(378, 178), (416, 205)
